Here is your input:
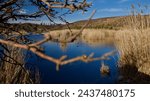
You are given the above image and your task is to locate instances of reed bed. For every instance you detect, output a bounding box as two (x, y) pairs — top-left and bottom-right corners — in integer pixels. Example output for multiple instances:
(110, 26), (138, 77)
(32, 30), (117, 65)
(0, 46), (34, 83)
(116, 29), (150, 75)
(82, 29), (116, 43)
(116, 4), (150, 82)
(46, 29), (79, 41)
(46, 29), (116, 43)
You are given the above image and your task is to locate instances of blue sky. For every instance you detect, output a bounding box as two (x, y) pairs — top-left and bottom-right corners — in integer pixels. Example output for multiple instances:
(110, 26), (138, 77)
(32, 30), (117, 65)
(65, 0), (150, 22)
(16, 0), (150, 24)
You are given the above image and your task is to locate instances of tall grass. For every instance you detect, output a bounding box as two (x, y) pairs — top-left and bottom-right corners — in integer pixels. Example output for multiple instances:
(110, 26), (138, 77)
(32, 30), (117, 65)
(126, 4), (150, 29)
(46, 29), (116, 45)
(0, 46), (35, 83)
(116, 4), (150, 77)
(82, 29), (116, 44)
(46, 29), (79, 41)
(116, 29), (150, 74)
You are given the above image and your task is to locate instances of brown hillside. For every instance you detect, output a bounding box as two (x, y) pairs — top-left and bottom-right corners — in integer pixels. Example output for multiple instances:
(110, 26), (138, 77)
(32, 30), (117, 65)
(67, 16), (127, 30)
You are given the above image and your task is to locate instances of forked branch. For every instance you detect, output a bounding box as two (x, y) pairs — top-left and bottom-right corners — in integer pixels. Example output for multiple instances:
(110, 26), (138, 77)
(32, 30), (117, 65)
(0, 38), (117, 71)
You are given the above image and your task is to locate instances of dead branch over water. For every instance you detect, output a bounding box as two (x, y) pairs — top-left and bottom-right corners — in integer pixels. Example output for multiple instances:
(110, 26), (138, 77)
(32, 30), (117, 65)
(0, 38), (117, 71)
(0, 9), (113, 71)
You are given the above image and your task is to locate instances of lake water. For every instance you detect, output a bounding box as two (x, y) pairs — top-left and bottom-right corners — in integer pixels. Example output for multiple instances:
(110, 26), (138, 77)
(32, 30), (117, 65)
(25, 34), (119, 84)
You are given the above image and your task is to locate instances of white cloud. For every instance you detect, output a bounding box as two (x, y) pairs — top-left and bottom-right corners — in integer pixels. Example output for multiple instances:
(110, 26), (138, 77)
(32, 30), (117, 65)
(119, 0), (129, 3)
(98, 8), (124, 12)
(18, 9), (27, 14)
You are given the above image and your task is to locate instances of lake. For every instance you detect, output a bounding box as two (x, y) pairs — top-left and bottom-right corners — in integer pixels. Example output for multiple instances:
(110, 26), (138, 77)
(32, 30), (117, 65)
(25, 34), (119, 84)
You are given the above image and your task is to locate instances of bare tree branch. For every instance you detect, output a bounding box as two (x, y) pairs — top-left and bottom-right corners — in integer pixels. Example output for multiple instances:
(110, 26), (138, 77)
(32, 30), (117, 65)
(0, 0), (17, 10)
(0, 38), (117, 71)
(44, 10), (96, 43)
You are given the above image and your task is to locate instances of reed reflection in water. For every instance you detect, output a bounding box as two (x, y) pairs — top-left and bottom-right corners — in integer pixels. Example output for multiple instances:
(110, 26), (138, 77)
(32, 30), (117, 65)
(26, 34), (119, 84)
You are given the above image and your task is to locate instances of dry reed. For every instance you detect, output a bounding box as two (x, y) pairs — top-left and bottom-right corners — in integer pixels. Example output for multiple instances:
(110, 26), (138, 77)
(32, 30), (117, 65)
(116, 4), (150, 77)
(46, 29), (79, 41)
(116, 28), (150, 75)
(82, 29), (116, 44)
(0, 46), (34, 83)
(46, 29), (116, 44)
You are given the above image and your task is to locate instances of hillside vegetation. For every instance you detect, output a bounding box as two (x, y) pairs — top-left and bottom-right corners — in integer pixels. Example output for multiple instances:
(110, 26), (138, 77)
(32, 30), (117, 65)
(9, 15), (130, 34)
(68, 16), (127, 30)
(12, 15), (150, 32)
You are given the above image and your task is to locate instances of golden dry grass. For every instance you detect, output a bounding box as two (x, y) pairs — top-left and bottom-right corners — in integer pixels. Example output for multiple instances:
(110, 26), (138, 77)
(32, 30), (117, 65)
(45, 29), (79, 41)
(116, 28), (150, 75)
(0, 46), (33, 83)
(45, 29), (116, 44)
(116, 4), (150, 78)
(82, 29), (115, 42)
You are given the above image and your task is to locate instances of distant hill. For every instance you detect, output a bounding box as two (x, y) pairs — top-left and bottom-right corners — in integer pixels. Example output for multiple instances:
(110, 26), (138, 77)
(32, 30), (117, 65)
(10, 16), (128, 33)
(11, 15), (150, 33)
(67, 16), (128, 30)
(68, 14), (150, 30)
(11, 23), (63, 33)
